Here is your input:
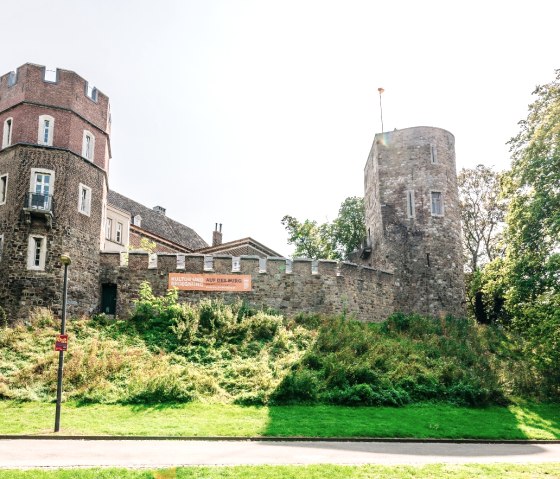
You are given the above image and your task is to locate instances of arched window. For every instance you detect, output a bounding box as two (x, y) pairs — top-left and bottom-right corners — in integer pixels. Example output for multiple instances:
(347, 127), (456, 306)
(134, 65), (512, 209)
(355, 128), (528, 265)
(38, 115), (54, 146)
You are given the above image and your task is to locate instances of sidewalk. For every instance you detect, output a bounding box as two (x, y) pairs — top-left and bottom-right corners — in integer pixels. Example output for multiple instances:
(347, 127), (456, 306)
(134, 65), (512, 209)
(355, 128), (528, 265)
(1, 439), (560, 468)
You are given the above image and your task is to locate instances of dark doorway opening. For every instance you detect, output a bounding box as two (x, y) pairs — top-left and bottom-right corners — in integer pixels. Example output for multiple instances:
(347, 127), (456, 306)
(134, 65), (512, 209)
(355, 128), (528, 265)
(101, 283), (117, 315)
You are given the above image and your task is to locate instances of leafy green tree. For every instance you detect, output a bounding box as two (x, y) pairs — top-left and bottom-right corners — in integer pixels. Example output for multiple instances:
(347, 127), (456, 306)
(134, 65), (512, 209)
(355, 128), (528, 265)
(282, 197), (365, 260)
(458, 165), (507, 323)
(458, 165), (506, 273)
(477, 70), (560, 393)
(503, 70), (560, 310)
(332, 196), (367, 259)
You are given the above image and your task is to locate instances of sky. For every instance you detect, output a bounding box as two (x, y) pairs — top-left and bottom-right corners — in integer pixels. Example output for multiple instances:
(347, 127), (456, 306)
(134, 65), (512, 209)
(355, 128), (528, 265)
(1, 0), (558, 257)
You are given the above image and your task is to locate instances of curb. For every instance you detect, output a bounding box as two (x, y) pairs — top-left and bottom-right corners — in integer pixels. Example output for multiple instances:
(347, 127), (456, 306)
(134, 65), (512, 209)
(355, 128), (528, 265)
(1, 435), (559, 444)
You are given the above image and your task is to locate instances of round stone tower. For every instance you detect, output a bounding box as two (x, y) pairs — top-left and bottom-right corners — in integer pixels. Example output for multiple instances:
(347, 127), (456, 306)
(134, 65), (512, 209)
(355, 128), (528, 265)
(0, 63), (111, 320)
(363, 126), (465, 317)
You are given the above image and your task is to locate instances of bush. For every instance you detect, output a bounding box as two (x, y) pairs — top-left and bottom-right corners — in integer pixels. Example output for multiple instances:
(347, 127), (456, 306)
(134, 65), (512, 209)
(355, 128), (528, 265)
(272, 369), (320, 403)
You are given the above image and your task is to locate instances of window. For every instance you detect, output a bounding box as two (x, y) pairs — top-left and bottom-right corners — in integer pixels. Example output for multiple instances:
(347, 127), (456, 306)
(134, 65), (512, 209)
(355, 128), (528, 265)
(259, 257), (267, 273)
(133, 215), (142, 227)
(2, 118), (13, 148)
(27, 235), (47, 270)
(38, 115), (54, 146)
(78, 184), (92, 216)
(29, 168), (54, 210)
(116, 222), (123, 243)
(106, 218), (113, 240)
(406, 190), (415, 218)
(431, 191), (444, 216)
(0, 174), (7, 205)
(0, 234), (4, 262)
(82, 130), (95, 161)
(204, 255), (213, 271)
(430, 144), (438, 164)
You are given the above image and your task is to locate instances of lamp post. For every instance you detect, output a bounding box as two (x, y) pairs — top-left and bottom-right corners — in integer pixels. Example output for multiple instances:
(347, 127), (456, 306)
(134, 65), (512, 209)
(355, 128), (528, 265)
(378, 87), (385, 133)
(54, 253), (71, 433)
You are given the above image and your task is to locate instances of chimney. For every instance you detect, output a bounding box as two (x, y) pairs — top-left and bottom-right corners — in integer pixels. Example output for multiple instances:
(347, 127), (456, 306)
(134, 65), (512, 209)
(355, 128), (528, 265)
(153, 206), (166, 216)
(212, 223), (223, 246)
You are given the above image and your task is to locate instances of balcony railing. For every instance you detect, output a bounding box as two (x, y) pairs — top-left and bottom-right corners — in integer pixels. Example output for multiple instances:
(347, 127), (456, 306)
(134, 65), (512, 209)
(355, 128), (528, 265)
(25, 192), (53, 212)
(23, 192), (54, 227)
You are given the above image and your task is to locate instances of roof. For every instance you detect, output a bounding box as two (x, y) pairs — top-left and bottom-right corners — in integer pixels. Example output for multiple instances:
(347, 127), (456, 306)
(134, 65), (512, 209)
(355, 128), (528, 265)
(108, 190), (208, 251)
(196, 237), (283, 258)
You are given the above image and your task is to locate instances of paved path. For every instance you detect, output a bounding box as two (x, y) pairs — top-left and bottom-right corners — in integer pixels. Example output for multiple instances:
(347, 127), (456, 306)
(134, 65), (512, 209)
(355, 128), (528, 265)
(0, 439), (559, 468)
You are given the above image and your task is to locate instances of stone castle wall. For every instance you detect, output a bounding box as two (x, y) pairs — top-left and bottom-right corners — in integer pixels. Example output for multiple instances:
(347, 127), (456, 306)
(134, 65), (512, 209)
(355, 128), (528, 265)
(0, 146), (107, 319)
(364, 127), (465, 317)
(99, 253), (395, 322)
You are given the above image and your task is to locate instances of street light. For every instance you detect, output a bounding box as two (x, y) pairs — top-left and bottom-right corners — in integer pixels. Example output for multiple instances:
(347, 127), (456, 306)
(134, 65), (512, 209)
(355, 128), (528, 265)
(54, 253), (71, 433)
(378, 87), (385, 133)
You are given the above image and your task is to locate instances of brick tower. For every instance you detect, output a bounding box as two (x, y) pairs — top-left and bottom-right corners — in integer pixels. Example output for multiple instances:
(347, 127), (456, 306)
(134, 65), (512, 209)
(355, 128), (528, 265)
(0, 63), (111, 320)
(363, 126), (465, 317)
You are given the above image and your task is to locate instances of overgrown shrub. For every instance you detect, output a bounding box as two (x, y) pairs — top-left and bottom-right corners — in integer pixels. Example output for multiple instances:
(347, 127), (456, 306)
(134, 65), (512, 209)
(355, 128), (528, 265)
(272, 369), (320, 403)
(0, 285), (552, 406)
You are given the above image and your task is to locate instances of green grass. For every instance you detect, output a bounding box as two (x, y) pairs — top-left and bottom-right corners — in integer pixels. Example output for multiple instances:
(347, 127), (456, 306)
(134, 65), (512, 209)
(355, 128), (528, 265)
(1, 401), (558, 439)
(0, 464), (559, 479)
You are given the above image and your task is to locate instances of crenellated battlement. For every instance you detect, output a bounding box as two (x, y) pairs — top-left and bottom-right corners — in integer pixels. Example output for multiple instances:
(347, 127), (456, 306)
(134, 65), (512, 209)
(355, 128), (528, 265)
(0, 63), (110, 133)
(0, 63), (111, 170)
(101, 252), (392, 277)
(99, 252), (395, 321)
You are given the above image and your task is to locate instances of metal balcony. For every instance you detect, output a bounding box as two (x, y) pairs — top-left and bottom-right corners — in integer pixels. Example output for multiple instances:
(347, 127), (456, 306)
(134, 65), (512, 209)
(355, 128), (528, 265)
(23, 192), (54, 227)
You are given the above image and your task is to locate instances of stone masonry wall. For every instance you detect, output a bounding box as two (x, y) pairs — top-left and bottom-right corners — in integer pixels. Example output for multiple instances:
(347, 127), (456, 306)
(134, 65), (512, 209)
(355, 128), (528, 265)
(364, 127), (465, 318)
(0, 146), (107, 320)
(100, 253), (395, 322)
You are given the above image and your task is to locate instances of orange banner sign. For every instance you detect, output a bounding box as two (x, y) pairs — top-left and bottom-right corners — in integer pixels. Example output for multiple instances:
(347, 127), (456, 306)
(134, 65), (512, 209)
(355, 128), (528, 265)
(168, 273), (252, 292)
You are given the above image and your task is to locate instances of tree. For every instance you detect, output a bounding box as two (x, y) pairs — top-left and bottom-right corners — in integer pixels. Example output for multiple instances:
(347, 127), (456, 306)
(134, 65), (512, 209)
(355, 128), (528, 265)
(281, 216), (336, 259)
(332, 197), (367, 259)
(477, 71), (560, 391)
(457, 165), (506, 323)
(503, 69), (560, 309)
(282, 197), (365, 260)
(458, 165), (506, 273)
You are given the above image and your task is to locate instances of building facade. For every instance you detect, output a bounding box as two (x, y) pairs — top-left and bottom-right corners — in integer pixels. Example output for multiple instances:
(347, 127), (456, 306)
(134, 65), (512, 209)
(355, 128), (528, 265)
(0, 63), (110, 317)
(0, 64), (464, 321)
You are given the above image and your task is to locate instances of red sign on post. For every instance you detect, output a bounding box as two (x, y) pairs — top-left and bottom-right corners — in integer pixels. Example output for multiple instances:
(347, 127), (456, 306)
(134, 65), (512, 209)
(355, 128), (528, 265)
(55, 334), (68, 352)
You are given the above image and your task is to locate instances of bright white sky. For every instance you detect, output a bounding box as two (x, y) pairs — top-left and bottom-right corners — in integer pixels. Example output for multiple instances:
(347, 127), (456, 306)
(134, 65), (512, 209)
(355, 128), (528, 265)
(1, 0), (558, 256)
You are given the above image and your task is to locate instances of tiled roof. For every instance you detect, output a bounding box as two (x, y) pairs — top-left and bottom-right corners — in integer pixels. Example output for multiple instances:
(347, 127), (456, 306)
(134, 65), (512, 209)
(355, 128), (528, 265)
(196, 237), (283, 258)
(108, 190), (208, 250)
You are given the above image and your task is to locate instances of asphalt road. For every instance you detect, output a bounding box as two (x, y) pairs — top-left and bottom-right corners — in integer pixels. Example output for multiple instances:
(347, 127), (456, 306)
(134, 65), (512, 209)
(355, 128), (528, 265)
(0, 439), (559, 468)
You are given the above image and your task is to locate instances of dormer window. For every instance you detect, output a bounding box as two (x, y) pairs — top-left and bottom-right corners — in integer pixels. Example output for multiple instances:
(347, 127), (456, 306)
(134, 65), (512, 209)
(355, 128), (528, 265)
(38, 115), (54, 146)
(82, 130), (95, 161)
(133, 215), (142, 227)
(2, 118), (13, 148)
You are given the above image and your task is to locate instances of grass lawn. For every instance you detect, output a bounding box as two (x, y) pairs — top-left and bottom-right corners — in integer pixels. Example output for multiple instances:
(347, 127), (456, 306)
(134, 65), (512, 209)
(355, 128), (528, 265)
(0, 464), (559, 479)
(0, 401), (558, 439)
